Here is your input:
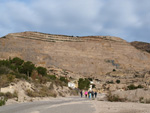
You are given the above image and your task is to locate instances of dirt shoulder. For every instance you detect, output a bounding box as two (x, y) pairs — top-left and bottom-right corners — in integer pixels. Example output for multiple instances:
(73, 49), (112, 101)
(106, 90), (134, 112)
(92, 100), (150, 113)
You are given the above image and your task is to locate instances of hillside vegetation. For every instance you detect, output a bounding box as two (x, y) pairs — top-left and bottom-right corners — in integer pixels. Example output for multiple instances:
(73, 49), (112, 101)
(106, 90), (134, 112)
(0, 57), (78, 106)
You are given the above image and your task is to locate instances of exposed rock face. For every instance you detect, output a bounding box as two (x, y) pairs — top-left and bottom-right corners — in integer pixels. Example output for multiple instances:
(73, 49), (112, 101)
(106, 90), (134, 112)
(1, 31), (150, 79)
(1, 80), (76, 103)
(131, 41), (150, 53)
(112, 89), (150, 102)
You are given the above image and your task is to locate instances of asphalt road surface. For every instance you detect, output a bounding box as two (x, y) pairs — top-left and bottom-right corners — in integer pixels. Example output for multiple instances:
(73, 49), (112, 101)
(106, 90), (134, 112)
(0, 97), (95, 113)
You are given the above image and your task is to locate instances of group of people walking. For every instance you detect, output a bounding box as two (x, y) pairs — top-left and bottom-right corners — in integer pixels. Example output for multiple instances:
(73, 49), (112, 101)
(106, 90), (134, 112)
(80, 90), (97, 99)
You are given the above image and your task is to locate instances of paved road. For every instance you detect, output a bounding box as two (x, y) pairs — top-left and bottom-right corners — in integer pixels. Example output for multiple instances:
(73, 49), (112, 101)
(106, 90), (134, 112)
(0, 97), (95, 113)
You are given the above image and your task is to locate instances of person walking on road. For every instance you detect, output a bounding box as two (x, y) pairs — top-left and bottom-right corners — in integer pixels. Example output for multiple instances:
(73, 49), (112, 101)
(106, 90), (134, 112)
(94, 91), (97, 98)
(88, 91), (91, 99)
(92, 91), (94, 98)
(85, 91), (88, 98)
(80, 90), (83, 98)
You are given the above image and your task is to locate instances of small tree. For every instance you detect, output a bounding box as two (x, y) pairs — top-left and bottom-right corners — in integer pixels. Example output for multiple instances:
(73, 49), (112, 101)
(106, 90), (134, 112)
(78, 78), (90, 90)
(127, 84), (143, 90)
(11, 57), (24, 66)
(36, 66), (47, 76)
(84, 78), (90, 89)
(0, 60), (11, 68)
(20, 61), (35, 77)
(78, 78), (84, 90)
(59, 76), (68, 83)
(116, 79), (120, 84)
(10, 57), (24, 72)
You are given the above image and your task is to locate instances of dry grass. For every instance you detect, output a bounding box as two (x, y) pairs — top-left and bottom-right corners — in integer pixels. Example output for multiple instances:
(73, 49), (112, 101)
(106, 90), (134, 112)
(139, 97), (150, 104)
(0, 74), (15, 87)
(25, 86), (57, 98)
(107, 92), (127, 102)
(58, 92), (65, 97)
(70, 89), (79, 96)
(0, 97), (6, 106)
(0, 91), (18, 99)
(53, 79), (67, 87)
(145, 99), (150, 104)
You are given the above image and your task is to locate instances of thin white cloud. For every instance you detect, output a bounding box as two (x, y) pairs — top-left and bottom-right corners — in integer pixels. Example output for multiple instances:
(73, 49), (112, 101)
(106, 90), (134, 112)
(0, 0), (150, 42)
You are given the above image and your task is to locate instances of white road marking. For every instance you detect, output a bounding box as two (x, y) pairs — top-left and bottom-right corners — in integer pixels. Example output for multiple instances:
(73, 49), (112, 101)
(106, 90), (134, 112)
(30, 111), (40, 113)
(47, 101), (89, 109)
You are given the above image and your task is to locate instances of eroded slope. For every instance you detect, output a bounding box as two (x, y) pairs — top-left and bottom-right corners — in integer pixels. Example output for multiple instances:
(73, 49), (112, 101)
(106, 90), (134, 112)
(1, 31), (150, 78)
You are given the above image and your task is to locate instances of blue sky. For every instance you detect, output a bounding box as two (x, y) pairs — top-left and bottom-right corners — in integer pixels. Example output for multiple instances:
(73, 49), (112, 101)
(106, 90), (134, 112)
(0, 0), (150, 42)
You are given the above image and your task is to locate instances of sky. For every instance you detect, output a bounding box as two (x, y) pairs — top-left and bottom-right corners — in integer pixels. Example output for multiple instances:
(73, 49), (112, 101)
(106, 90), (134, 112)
(0, 0), (150, 42)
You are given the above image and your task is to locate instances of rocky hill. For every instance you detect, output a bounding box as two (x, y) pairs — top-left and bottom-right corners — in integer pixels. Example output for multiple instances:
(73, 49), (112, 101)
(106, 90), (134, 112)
(131, 41), (150, 53)
(1, 31), (150, 79)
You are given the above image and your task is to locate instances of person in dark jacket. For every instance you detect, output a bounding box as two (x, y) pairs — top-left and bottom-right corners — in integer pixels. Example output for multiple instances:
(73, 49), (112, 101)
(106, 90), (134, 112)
(80, 90), (83, 98)
(94, 91), (97, 98)
(92, 91), (94, 98)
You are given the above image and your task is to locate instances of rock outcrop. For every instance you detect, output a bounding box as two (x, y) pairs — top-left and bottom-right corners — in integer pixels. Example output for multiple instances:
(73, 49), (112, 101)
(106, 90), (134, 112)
(131, 41), (150, 53)
(112, 89), (150, 102)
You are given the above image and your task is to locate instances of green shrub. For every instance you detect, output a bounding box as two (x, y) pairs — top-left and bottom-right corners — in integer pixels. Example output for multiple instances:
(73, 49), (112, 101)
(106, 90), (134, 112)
(0, 91), (18, 99)
(0, 60), (11, 68)
(8, 57), (24, 72)
(0, 66), (11, 75)
(48, 75), (56, 80)
(36, 66), (47, 76)
(116, 79), (120, 84)
(127, 84), (136, 90)
(127, 84), (143, 90)
(10, 72), (28, 80)
(10, 57), (24, 66)
(0, 58), (49, 80)
(78, 78), (90, 90)
(59, 76), (68, 83)
(137, 84), (143, 88)
(20, 61), (35, 76)
(106, 80), (114, 84)
(113, 69), (116, 71)
(0, 97), (6, 106)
